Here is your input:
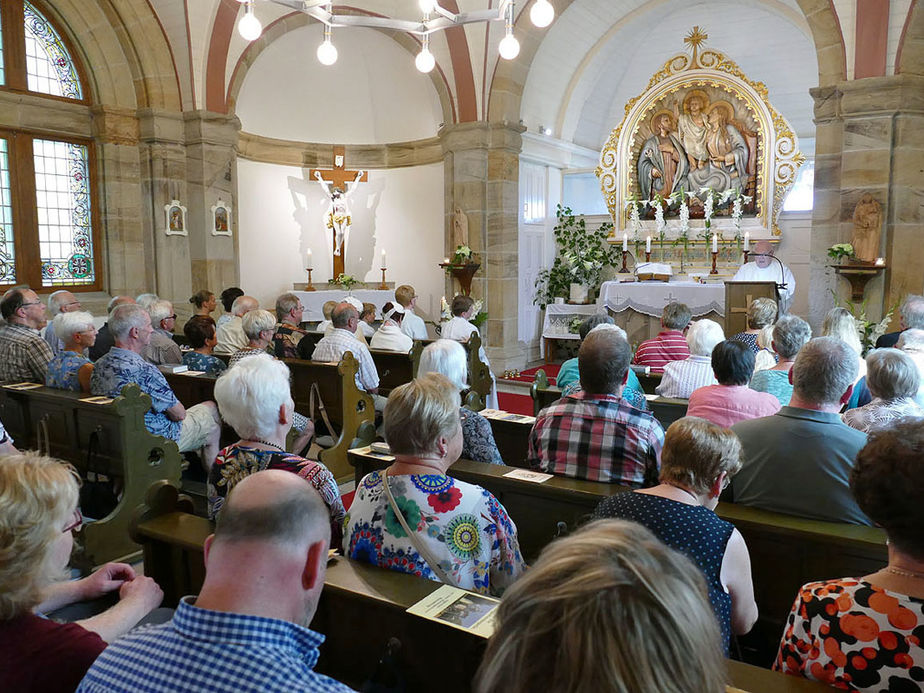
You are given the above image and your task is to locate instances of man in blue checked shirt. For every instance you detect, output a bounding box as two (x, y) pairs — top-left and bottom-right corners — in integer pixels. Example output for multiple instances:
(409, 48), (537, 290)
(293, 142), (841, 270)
(77, 470), (352, 693)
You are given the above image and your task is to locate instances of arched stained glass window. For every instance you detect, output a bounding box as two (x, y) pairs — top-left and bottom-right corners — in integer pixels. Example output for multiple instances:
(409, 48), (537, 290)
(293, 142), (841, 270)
(23, 1), (82, 99)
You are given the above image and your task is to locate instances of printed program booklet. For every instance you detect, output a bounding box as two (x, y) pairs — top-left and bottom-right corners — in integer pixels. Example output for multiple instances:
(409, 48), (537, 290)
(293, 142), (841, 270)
(406, 584), (500, 639)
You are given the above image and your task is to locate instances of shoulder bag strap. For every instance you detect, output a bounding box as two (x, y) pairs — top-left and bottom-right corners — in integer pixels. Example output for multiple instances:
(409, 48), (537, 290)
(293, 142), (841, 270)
(381, 468), (456, 586)
(309, 381), (336, 437)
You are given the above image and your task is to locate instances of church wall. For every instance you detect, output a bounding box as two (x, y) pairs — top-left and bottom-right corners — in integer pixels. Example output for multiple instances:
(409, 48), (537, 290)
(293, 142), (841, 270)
(236, 159), (445, 322)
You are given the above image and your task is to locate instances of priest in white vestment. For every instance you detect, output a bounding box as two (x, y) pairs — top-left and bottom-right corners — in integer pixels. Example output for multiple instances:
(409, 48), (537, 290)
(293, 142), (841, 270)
(731, 241), (795, 313)
(370, 303), (413, 352)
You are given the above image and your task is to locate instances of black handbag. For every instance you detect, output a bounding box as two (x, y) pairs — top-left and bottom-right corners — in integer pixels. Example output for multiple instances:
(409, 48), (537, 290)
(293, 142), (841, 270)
(78, 429), (119, 520)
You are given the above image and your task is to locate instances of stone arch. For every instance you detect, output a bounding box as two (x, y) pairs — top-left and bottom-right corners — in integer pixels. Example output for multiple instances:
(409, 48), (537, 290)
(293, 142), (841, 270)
(897, 0), (924, 75)
(224, 10), (455, 127)
(35, 0), (182, 111)
(487, 0), (845, 124)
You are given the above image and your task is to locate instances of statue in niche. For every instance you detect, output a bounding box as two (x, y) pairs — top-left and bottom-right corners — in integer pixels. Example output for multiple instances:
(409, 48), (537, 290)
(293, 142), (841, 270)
(674, 90), (710, 171)
(637, 111), (689, 200)
(851, 194), (882, 262)
(452, 206), (469, 250)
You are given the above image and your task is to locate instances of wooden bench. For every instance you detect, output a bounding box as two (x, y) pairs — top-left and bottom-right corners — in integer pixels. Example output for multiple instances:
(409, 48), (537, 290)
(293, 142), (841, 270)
(482, 414), (533, 468)
(369, 348), (415, 395)
(0, 383), (183, 569)
(131, 486), (831, 693)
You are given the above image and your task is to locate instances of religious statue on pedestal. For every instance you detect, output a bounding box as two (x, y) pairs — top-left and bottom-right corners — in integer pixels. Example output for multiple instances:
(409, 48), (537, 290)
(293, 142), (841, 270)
(850, 194), (882, 263)
(315, 169), (364, 258)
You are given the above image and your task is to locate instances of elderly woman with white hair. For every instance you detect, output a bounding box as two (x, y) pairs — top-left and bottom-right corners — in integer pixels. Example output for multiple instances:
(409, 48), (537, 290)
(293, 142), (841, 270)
(228, 309), (276, 366)
(371, 302), (413, 352)
(842, 349), (923, 433)
(208, 354), (343, 528)
(45, 311), (97, 392)
(419, 339), (503, 465)
(656, 320), (725, 399)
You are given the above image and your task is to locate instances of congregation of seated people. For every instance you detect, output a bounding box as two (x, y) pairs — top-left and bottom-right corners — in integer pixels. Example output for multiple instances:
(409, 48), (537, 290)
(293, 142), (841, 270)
(2, 284), (923, 692)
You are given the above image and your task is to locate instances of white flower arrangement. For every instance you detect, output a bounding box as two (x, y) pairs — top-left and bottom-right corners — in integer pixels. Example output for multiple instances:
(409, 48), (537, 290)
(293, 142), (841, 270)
(625, 197), (643, 241)
(700, 187), (715, 228)
(731, 191), (752, 234)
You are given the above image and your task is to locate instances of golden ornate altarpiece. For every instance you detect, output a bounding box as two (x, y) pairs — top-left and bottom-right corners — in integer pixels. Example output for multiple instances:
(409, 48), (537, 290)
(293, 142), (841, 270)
(595, 27), (803, 240)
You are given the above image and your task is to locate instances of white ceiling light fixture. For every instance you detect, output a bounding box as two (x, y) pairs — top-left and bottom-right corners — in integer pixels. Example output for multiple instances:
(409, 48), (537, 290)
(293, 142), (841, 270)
(237, 2), (263, 41)
(529, 0), (554, 28)
(238, 1), (553, 67)
(316, 17), (338, 65)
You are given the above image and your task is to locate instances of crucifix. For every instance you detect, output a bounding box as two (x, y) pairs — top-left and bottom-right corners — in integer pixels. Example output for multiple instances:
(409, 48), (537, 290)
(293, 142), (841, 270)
(310, 145), (367, 279)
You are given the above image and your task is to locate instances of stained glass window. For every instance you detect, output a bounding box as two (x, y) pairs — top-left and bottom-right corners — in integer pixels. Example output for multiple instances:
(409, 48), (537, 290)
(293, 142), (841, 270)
(0, 139), (16, 283)
(0, 14), (6, 86)
(23, 1), (82, 100)
(34, 139), (94, 286)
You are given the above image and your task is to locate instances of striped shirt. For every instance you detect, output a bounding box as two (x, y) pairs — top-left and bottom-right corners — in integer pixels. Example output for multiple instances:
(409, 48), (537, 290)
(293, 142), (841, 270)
(527, 391), (663, 486)
(632, 330), (690, 373)
(656, 355), (717, 399)
(77, 597), (351, 693)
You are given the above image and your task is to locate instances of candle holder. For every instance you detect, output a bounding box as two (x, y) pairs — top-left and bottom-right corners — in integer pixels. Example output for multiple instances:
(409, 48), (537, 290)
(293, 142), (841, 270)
(742, 250), (750, 264)
(619, 250), (629, 273)
(304, 268), (316, 291)
(379, 267), (388, 290)
(645, 251), (651, 263)
(710, 251), (719, 275)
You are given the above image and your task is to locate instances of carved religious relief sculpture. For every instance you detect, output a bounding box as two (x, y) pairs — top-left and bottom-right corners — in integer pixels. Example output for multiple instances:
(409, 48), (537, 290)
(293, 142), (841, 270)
(674, 90), (710, 171)
(452, 206), (469, 249)
(637, 111), (689, 200)
(851, 194), (882, 262)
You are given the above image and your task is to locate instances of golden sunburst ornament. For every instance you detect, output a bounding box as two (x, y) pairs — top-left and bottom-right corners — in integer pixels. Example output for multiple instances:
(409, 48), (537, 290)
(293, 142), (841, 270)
(684, 26), (708, 50)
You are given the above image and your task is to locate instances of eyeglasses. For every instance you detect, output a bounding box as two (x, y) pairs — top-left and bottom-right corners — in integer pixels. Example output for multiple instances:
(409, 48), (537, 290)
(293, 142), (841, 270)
(20, 301), (43, 308)
(63, 508), (83, 534)
(166, 314), (177, 321)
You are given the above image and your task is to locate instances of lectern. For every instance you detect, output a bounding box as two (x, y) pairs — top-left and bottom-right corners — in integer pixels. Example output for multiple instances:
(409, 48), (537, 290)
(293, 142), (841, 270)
(724, 281), (778, 336)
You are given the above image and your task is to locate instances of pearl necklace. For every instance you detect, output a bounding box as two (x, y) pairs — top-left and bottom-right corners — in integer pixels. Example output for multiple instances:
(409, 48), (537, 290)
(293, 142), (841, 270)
(885, 566), (924, 580)
(242, 439), (285, 453)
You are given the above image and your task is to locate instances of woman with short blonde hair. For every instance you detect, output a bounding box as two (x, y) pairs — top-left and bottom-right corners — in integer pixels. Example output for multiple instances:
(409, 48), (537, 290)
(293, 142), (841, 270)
(0, 453), (163, 691)
(475, 520), (727, 693)
(346, 373), (525, 596)
(730, 297), (778, 353)
(596, 417), (757, 652)
(228, 309), (277, 366)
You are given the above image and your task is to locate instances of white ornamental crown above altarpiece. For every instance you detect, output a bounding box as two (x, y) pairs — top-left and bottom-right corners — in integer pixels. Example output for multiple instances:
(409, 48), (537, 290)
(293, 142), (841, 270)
(595, 27), (803, 240)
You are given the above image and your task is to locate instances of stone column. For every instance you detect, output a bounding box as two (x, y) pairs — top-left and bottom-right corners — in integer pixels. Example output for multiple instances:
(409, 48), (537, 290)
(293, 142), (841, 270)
(440, 122), (525, 372)
(808, 74), (924, 331)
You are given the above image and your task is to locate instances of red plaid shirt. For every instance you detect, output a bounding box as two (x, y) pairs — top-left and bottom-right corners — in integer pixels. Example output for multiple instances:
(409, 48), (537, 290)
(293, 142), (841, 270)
(527, 391), (663, 486)
(633, 330), (690, 373)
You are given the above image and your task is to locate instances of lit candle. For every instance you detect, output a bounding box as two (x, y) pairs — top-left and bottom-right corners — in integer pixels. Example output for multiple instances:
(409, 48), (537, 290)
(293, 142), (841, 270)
(623, 233), (628, 251)
(443, 257), (450, 264)
(381, 249), (387, 268)
(712, 233), (718, 253)
(875, 257), (885, 266)
(306, 248), (313, 269)
(743, 232), (750, 252)
(646, 236), (651, 253)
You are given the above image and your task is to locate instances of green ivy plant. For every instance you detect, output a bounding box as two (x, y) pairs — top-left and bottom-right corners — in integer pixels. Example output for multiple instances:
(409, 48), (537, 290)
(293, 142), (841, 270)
(534, 204), (619, 307)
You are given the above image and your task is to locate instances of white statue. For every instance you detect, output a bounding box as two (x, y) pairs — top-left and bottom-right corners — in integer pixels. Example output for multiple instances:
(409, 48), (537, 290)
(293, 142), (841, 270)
(315, 169), (364, 258)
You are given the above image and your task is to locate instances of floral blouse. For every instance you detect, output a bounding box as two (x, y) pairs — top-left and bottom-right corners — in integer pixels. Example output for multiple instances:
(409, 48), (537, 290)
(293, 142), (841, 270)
(775, 578), (924, 692)
(460, 408), (503, 465)
(181, 350), (227, 376)
(346, 471), (526, 596)
(45, 350), (91, 391)
(207, 443), (345, 524)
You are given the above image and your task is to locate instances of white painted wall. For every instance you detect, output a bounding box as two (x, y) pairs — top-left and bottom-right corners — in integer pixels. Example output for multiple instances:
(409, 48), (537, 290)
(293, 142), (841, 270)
(235, 23), (443, 144)
(236, 159), (445, 323)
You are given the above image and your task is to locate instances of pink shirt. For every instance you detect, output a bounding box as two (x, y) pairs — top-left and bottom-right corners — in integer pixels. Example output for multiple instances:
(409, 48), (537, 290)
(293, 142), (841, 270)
(633, 330), (690, 374)
(687, 384), (781, 428)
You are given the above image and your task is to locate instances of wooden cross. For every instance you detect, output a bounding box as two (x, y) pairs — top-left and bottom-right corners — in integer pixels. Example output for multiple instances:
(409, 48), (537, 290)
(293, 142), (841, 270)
(310, 145), (368, 279)
(729, 293), (755, 317)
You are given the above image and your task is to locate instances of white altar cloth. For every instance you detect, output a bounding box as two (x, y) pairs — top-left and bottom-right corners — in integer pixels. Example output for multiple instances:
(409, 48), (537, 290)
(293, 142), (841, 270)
(598, 281), (725, 318)
(293, 289), (395, 322)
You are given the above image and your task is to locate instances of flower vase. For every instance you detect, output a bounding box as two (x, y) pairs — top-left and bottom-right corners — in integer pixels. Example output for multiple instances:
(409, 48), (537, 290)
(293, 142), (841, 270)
(569, 283), (589, 304)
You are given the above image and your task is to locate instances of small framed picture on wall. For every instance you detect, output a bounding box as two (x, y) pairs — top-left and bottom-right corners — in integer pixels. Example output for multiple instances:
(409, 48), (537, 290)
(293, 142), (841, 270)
(211, 199), (232, 237)
(164, 200), (188, 236)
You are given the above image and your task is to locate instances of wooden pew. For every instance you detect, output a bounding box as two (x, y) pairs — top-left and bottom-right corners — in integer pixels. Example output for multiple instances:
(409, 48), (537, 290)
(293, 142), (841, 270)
(482, 414), (533, 468)
(714, 502), (888, 665)
(369, 348), (415, 394)
(0, 383), (183, 569)
(132, 487), (832, 693)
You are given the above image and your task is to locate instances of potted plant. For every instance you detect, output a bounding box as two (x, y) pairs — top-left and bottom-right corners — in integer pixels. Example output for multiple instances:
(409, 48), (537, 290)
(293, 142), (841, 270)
(333, 273), (360, 292)
(534, 205), (619, 306)
(827, 243), (855, 264)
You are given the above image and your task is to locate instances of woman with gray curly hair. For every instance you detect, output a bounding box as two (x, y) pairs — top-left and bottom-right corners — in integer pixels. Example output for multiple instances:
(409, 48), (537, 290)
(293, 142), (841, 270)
(749, 314), (812, 406)
(842, 349), (922, 433)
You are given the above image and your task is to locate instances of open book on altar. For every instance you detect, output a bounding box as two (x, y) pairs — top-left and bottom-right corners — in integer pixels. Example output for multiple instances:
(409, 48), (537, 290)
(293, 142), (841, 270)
(635, 262), (673, 281)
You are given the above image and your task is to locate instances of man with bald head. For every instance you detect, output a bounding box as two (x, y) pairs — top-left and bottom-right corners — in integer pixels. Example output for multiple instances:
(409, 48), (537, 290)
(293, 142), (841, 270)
(731, 240), (796, 312)
(214, 294), (258, 355)
(43, 289), (82, 354)
(311, 301), (381, 398)
(89, 296), (135, 361)
(528, 326), (663, 486)
(78, 470), (351, 692)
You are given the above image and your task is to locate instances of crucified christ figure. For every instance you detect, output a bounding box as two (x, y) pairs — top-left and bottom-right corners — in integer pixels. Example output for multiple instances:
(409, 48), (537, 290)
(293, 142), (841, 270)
(315, 169), (364, 258)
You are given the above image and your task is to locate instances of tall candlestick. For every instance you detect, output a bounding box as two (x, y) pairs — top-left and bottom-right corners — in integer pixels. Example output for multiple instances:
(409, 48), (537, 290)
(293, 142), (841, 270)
(381, 249), (387, 268)
(743, 232), (750, 252)
(622, 233), (628, 251)
(306, 248), (313, 270)
(646, 236), (651, 253)
(712, 233), (718, 253)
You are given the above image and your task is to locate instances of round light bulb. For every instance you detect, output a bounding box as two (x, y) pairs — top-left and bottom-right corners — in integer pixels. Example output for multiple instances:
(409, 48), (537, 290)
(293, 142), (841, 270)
(317, 39), (338, 66)
(530, 0), (554, 28)
(415, 48), (435, 73)
(498, 32), (520, 60)
(238, 11), (263, 41)
(419, 0), (437, 13)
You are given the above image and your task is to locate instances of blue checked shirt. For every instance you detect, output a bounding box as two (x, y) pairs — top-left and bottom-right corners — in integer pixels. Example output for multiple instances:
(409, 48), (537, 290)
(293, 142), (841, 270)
(90, 347), (181, 441)
(311, 328), (379, 392)
(77, 597), (353, 692)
